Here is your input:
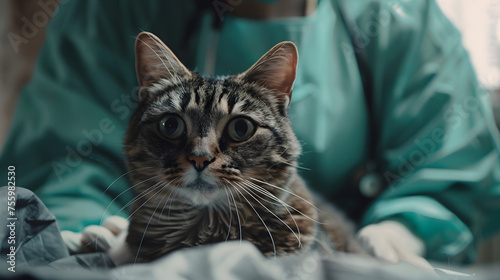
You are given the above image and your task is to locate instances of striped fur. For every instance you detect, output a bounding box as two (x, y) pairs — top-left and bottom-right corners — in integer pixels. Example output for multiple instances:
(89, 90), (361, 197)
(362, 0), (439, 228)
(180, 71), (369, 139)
(123, 32), (363, 262)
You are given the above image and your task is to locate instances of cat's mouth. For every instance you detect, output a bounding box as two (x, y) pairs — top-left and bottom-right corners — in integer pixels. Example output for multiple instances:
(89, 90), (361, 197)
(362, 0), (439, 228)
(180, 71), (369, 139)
(187, 179), (217, 192)
(179, 179), (224, 205)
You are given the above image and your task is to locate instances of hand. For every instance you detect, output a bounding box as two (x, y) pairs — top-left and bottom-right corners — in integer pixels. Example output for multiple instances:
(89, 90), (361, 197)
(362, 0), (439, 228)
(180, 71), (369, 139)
(61, 216), (129, 254)
(357, 220), (434, 271)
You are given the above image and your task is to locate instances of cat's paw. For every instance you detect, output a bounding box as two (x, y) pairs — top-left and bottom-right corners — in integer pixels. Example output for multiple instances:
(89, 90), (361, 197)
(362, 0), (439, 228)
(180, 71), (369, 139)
(107, 230), (133, 265)
(61, 216), (129, 254)
(357, 220), (433, 272)
(101, 216), (129, 235)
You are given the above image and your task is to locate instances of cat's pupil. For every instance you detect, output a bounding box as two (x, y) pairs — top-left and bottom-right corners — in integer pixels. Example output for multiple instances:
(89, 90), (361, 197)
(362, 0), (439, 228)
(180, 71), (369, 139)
(234, 120), (248, 137)
(164, 117), (178, 135)
(159, 115), (184, 139)
(227, 118), (255, 142)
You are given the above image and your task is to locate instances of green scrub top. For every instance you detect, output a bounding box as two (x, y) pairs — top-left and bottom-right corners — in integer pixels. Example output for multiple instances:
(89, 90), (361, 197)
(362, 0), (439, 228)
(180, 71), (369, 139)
(1, 0), (500, 263)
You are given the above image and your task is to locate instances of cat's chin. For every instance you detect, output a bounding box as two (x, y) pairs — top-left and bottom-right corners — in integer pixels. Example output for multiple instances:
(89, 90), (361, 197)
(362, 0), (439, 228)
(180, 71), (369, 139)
(178, 182), (225, 206)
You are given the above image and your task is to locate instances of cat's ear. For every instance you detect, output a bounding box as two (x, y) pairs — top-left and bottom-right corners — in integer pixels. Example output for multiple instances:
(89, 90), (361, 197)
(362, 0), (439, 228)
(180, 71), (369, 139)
(135, 31), (191, 87)
(239, 41), (298, 109)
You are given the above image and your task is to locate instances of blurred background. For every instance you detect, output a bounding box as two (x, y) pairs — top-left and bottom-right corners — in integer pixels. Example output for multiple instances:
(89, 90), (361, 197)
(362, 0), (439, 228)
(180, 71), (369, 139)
(0, 0), (499, 265)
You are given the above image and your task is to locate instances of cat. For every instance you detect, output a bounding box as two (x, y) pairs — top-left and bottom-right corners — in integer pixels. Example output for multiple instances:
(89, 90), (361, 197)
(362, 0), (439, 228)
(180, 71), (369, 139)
(122, 32), (363, 263)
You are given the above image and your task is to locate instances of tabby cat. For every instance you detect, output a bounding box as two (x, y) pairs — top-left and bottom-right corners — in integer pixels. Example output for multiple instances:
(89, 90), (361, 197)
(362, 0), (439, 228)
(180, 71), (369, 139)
(123, 32), (362, 263)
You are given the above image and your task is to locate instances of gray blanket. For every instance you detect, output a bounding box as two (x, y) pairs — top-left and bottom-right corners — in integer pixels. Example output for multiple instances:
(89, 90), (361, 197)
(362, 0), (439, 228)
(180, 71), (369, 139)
(0, 187), (491, 279)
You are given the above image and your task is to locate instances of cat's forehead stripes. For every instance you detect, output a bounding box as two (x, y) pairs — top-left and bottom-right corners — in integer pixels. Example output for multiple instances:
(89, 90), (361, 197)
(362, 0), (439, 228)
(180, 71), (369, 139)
(141, 77), (276, 125)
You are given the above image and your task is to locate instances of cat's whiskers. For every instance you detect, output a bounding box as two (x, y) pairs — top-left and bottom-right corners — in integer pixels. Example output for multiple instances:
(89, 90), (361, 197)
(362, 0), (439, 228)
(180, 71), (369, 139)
(224, 179), (277, 258)
(90, 177), (169, 253)
(223, 188), (233, 242)
(99, 173), (165, 230)
(127, 180), (168, 219)
(276, 160), (311, 171)
(239, 180), (302, 247)
(157, 179), (180, 223)
(236, 181), (302, 249)
(240, 179), (285, 206)
(226, 185), (243, 244)
(102, 166), (156, 196)
(167, 184), (182, 220)
(121, 177), (166, 211)
(265, 148), (309, 171)
(242, 186), (282, 207)
(134, 180), (172, 264)
(244, 179), (325, 225)
(248, 177), (322, 212)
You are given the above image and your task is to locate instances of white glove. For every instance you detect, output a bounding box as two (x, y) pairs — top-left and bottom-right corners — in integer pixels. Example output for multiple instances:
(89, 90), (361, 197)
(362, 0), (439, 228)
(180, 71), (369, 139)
(357, 220), (434, 271)
(61, 216), (129, 254)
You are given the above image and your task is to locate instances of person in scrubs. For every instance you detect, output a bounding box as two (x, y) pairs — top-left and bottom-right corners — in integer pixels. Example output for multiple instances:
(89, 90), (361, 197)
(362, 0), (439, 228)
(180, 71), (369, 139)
(1, 0), (499, 270)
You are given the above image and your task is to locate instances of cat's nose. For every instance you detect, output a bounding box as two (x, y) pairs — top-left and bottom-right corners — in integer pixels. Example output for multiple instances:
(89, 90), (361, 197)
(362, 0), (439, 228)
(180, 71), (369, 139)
(187, 152), (213, 172)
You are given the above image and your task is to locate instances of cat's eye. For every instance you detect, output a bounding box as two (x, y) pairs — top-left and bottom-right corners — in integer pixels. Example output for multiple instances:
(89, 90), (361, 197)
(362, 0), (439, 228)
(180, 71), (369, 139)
(227, 118), (256, 142)
(159, 115), (185, 139)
